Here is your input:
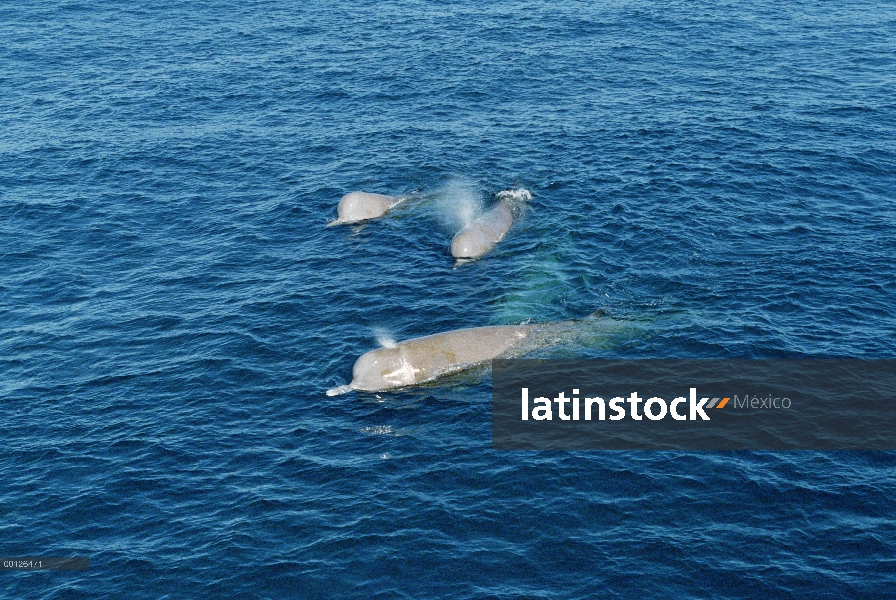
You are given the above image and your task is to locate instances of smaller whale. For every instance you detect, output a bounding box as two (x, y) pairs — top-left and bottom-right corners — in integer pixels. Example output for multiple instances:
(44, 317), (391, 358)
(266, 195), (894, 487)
(328, 191), (400, 226)
(450, 189), (531, 258)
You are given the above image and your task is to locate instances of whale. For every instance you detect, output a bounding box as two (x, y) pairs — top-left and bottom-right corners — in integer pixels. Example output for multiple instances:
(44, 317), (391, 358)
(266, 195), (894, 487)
(325, 310), (611, 396)
(328, 191), (400, 226)
(326, 324), (534, 395)
(450, 189), (531, 258)
(451, 201), (514, 258)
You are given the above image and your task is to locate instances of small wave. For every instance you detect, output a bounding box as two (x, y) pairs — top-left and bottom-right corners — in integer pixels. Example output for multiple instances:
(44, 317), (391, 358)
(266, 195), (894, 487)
(326, 384), (352, 396)
(496, 187), (532, 213)
(496, 188), (533, 203)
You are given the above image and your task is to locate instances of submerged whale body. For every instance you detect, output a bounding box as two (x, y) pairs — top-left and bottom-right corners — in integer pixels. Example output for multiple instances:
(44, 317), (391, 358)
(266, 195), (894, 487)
(327, 324), (534, 395)
(450, 188), (531, 259)
(328, 191), (399, 226)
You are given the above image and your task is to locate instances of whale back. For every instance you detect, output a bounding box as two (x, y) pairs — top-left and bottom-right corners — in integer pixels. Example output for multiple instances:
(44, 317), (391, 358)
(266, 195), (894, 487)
(334, 192), (396, 224)
(450, 201), (515, 258)
(350, 324), (530, 391)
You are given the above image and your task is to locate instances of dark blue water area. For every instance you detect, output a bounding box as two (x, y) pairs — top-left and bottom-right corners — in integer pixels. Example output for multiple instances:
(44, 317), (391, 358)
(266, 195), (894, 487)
(2, 0), (895, 597)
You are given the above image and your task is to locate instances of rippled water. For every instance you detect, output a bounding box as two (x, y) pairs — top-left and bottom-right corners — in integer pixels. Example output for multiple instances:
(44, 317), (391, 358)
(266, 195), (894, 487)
(2, 0), (895, 597)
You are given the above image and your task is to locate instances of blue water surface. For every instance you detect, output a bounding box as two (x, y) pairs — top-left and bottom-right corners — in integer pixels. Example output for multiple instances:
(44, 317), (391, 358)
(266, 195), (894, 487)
(2, 0), (895, 598)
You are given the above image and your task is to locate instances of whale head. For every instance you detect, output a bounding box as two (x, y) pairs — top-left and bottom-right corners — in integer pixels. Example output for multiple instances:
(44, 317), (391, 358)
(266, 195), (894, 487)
(450, 202), (514, 258)
(450, 227), (492, 258)
(330, 192), (396, 225)
(349, 346), (422, 392)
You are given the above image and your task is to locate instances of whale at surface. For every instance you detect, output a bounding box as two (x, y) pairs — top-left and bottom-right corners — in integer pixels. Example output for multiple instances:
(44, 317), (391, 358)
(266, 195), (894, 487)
(327, 324), (533, 395)
(325, 310), (605, 396)
(450, 188), (531, 258)
(328, 191), (399, 226)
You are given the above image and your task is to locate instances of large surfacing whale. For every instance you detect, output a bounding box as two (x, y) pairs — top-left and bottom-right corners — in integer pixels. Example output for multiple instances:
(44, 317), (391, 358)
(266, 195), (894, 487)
(326, 311), (610, 396)
(327, 324), (532, 395)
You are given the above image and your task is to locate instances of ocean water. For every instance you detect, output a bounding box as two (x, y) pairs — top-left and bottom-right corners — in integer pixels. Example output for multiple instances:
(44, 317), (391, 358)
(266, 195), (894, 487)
(2, 0), (896, 597)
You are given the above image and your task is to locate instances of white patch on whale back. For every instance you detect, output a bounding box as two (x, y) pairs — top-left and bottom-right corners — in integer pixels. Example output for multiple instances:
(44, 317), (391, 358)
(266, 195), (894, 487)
(382, 359), (421, 386)
(326, 384), (353, 396)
